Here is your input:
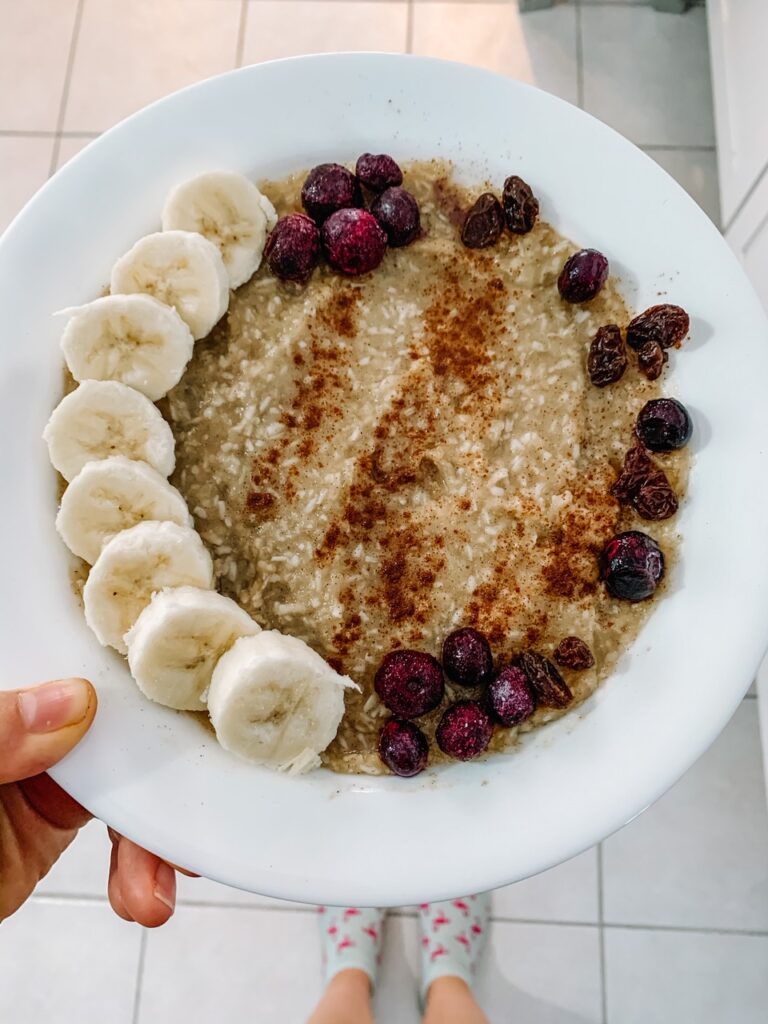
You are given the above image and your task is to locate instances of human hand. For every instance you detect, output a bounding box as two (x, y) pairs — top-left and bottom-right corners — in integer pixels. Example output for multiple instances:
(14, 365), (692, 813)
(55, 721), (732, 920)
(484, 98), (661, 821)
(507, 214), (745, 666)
(1, 678), (178, 925)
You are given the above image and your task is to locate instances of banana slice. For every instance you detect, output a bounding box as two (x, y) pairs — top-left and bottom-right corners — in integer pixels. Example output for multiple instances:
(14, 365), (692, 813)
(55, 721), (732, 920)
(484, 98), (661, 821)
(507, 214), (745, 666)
(110, 230), (229, 340)
(258, 191), (278, 232)
(161, 172), (269, 289)
(43, 380), (175, 483)
(56, 456), (191, 564)
(125, 586), (260, 711)
(207, 631), (356, 773)
(60, 294), (194, 401)
(83, 521), (213, 654)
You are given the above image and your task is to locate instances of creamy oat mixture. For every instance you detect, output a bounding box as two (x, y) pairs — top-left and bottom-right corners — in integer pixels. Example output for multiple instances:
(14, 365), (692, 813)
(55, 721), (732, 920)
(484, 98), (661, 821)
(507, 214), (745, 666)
(165, 160), (687, 774)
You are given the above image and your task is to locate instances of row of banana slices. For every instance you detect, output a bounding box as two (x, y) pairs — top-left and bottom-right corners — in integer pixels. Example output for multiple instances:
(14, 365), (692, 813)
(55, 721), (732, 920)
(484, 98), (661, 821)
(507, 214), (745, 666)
(42, 170), (354, 774)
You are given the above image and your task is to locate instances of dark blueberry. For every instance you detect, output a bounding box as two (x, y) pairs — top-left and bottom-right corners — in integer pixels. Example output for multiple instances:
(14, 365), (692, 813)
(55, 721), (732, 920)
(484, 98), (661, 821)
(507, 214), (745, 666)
(322, 208), (388, 276)
(557, 249), (609, 303)
(502, 175), (539, 234)
(301, 163), (362, 224)
(599, 530), (665, 602)
(636, 398), (692, 452)
(264, 213), (321, 284)
(355, 153), (403, 193)
(461, 193), (505, 249)
(553, 637), (595, 671)
(487, 664), (536, 726)
(378, 719), (429, 777)
(627, 304), (690, 351)
(517, 652), (573, 709)
(441, 627), (493, 687)
(374, 649), (444, 718)
(370, 187), (421, 248)
(436, 700), (494, 761)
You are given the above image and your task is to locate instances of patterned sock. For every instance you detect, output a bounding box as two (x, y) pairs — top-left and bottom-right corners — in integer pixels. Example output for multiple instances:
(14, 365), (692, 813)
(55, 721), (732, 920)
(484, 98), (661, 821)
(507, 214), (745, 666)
(418, 893), (491, 1005)
(317, 906), (386, 990)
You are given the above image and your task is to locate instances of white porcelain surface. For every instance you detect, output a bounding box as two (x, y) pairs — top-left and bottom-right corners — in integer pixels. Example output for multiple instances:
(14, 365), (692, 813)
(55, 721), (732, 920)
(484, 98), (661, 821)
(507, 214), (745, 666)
(1, 54), (767, 907)
(411, 2), (579, 104)
(581, 5), (715, 147)
(139, 907), (322, 1023)
(604, 927), (768, 1024)
(493, 848), (599, 923)
(603, 701), (768, 931)
(0, 900), (141, 1024)
(0, 0), (78, 131)
(0, 136), (54, 232)
(643, 147), (721, 228)
(34, 819), (113, 897)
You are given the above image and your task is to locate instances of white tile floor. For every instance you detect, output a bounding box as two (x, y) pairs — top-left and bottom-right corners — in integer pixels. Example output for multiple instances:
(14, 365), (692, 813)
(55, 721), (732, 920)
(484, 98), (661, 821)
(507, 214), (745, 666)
(0, 1), (763, 1021)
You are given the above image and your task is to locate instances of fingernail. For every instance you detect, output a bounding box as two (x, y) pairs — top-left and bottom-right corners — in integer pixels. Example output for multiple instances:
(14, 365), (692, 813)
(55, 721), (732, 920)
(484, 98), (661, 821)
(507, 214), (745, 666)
(18, 678), (91, 734)
(153, 862), (175, 913)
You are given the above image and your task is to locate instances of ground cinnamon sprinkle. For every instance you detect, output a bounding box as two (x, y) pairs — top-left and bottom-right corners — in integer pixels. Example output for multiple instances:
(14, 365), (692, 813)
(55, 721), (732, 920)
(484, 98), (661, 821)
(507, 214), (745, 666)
(167, 159), (688, 773)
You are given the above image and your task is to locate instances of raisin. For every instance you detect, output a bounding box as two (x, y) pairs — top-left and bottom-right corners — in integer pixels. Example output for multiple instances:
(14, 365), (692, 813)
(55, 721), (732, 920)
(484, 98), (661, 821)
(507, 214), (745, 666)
(634, 476), (679, 521)
(502, 175), (539, 234)
(517, 651), (573, 709)
(461, 193), (505, 249)
(553, 637), (595, 671)
(588, 324), (627, 387)
(637, 340), (667, 380)
(611, 445), (656, 504)
(611, 446), (678, 520)
(627, 304), (689, 350)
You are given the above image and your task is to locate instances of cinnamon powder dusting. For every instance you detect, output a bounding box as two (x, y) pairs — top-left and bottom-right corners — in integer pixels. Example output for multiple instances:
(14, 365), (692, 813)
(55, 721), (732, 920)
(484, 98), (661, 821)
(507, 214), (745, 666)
(165, 158), (687, 775)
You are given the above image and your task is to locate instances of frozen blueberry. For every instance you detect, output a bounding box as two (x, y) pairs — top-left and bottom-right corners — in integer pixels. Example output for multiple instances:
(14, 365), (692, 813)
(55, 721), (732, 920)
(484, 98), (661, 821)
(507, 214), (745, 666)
(441, 627), (493, 687)
(370, 187), (421, 247)
(487, 664), (536, 726)
(599, 530), (665, 602)
(374, 649), (444, 719)
(322, 208), (388, 275)
(264, 213), (321, 284)
(557, 249), (609, 303)
(301, 163), (362, 224)
(378, 719), (429, 777)
(355, 153), (403, 193)
(436, 700), (494, 761)
(636, 398), (692, 452)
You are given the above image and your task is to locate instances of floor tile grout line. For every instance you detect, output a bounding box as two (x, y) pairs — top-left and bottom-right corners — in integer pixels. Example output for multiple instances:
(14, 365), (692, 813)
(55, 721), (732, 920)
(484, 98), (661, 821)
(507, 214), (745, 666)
(0, 129), (97, 139)
(27, 893), (768, 936)
(597, 843), (608, 1024)
(235, 0), (249, 69)
(48, 0), (85, 176)
(131, 929), (148, 1024)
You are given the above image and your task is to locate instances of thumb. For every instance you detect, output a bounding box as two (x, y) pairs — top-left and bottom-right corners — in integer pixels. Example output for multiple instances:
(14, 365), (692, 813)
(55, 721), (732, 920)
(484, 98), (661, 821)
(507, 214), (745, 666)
(0, 679), (97, 785)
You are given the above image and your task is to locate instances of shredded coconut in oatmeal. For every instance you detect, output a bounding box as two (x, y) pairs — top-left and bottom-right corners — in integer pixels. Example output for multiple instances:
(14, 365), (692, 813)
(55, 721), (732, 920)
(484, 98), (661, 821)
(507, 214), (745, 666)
(165, 160), (687, 773)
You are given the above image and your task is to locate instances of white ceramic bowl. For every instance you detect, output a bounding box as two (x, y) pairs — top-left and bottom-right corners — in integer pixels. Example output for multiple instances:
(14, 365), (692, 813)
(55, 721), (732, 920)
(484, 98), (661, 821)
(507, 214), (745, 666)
(2, 54), (768, 907)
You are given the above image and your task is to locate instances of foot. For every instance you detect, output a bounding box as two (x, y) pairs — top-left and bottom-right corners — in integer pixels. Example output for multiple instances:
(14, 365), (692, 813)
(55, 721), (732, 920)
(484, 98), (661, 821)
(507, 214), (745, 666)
(318, 905), (385, 989)
(306, 968), (375, 1024)
(423, 976), (490, 1024)
(418, 893), (491, 1007)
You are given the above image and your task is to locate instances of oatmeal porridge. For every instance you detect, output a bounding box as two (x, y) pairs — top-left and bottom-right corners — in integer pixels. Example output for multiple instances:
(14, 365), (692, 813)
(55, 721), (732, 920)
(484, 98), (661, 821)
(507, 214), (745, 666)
(162, 159), (689, 774)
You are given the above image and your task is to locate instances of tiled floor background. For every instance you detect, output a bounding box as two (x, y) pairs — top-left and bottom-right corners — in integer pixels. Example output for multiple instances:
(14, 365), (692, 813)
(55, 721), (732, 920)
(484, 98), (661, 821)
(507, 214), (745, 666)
(1, 1), (766, 1022)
